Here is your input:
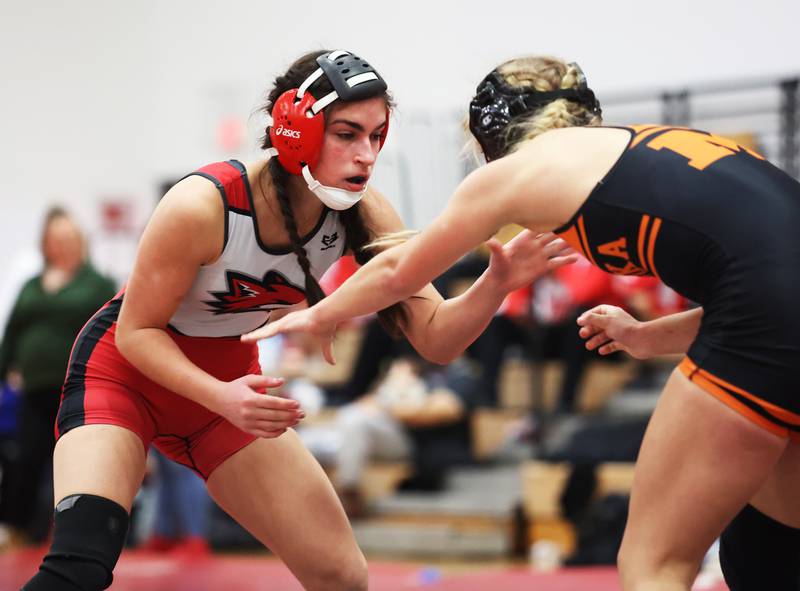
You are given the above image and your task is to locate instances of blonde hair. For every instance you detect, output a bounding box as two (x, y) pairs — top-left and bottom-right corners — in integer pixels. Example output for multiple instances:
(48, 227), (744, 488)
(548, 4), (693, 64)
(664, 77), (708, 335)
(501, 56), (602, 150)
(464, 55), (603, 161)
(363, 230), (419, 251)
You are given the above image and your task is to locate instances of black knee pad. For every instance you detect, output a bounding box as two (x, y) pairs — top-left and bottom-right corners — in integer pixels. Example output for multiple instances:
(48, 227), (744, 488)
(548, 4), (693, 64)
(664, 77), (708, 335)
(719, 504), (800, 591)
(23, 494), (129, 591)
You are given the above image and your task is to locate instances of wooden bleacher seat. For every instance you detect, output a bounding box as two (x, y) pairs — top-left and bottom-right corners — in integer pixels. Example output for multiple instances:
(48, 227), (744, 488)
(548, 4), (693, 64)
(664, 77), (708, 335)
(498, 358), (637, 413)
(471, 408), (527, 460)
(520, 460), (637, 557)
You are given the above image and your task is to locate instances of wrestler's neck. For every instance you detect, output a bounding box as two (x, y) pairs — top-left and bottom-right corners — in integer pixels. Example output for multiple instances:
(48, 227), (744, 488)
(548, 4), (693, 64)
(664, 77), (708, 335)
(252, 159), (327, 237)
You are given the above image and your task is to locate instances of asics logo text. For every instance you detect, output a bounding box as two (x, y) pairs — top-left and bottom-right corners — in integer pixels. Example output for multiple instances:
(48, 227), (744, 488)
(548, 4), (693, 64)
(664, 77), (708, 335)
(275, 125), (301, 139)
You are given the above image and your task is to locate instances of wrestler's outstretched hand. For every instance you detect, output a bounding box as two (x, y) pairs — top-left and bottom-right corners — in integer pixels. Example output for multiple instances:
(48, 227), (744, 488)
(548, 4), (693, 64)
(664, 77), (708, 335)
(484, 230), (578, 293)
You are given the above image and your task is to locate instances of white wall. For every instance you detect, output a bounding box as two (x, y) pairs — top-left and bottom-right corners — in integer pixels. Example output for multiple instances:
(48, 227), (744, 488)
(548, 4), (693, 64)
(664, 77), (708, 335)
(1, 0), (798, 305)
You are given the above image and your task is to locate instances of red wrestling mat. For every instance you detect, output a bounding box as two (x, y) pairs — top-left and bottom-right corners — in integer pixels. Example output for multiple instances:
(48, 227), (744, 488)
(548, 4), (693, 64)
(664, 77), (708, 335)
(425, 566), (728, 590)
(1, 548), (729, 590)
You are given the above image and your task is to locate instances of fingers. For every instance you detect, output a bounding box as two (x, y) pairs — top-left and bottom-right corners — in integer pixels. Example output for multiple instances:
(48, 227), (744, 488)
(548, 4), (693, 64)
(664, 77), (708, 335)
(578, 323), (604, 340)
(254, 416), (302, 431)
(542, 237), (570, 256)
(547, 254), (579, 269)
(503, 231), (557, 251)
(579, 304), (619, 320)
(241, 323), (279, 343)
(578, 314), (618, 347)
(243, 401), (305, 436)
(576, 307), (616, 328)
(503, 229), (535, 248)
(322, 339), (336, 366)
(577, 305), (605, 325)
(535, 231), (556, 244)
(245, 420), (296, 438)
(485, 238), (504, 257)
(251, 392), (301, 411)
(579, 328), (620, 355)
(598, 341), (621, 355)
(242, 374), (285, 389)
(586, 312), (613, 329)
(584, 331), (612, 351)
(501, 231), (571, 260)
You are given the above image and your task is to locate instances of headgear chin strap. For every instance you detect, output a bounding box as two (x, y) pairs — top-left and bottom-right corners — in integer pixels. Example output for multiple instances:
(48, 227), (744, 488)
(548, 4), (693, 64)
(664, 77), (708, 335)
(268, 49), (389, 176)
(264, 146), (366, 211)
(301, 166), (367, 211)
(468, 61), (601, 162)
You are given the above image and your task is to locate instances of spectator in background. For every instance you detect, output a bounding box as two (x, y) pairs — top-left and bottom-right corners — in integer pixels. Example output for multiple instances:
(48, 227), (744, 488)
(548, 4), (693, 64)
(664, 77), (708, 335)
(329, 352), (478, 518)
(0, 206), (116, 546)
(610, 275), (690, 323)
(529, 258), (624, 415)
(0, 379), (21, 548)
(139, 450), (212, 558)
(318, 256), (412, 407)
(468, 256), (622, 413)
(395, 356), (479, 491)
(526, 264), (690, 413)
(290, 263), (481, 519)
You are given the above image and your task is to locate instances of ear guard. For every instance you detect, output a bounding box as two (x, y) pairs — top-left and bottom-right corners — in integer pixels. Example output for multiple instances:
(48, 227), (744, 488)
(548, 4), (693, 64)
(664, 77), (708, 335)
(468, 62), (601, 162)
(269, 50), (389, 175)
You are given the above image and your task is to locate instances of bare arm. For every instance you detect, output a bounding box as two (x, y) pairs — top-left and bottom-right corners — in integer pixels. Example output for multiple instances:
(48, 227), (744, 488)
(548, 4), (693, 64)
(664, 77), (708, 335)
(115, 176), (225, 408)
(313, 159), (519, 322)
(291, 126), (622, 334)
(400, 230), (574, 363)
(115, 177), (300, 437)
(640, 307), (703, 355)
(348, 185), (573, 363)
(577, 305), (703, 359)
(243, 149), (573, 361)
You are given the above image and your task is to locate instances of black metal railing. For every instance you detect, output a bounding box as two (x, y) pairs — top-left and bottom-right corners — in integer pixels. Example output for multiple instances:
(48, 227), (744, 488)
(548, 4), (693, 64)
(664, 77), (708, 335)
(602, 74), (800, 178)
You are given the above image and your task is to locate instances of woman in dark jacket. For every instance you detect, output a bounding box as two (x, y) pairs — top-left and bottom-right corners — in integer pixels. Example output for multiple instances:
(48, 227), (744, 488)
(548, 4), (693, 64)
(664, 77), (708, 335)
(0, 206), (116, 544)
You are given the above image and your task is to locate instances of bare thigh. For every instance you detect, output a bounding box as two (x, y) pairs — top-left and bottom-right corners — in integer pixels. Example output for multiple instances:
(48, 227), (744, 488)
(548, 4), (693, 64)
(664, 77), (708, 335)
(751, 440), (800, 527)
(206, 429), (366, 590)
(618, 368), (788, 590)
(53, 424), (147, 511)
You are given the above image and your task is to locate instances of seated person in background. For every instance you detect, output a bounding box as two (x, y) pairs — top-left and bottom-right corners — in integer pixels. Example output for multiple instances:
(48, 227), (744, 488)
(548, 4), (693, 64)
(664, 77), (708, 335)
(299, 351), (480, 518)
(321, 315), (411, 407)
(469, 256), (623, 413)
(319, 256), (416, 407)
(425, 226), (533, 408)
(529, 257), (624, 415)
(394, 355), (480, 493)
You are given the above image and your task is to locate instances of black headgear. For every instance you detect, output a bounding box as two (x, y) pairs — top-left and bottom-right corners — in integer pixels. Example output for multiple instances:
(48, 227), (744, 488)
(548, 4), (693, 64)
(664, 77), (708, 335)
(468, 62), (601, 162)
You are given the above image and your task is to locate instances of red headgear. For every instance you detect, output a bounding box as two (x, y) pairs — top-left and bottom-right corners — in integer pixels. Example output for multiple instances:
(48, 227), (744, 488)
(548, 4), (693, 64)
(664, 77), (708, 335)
(269, 50), (389, 175)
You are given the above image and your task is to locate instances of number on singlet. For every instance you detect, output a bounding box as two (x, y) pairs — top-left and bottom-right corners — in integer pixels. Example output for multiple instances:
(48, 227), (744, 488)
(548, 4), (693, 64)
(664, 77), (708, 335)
(644, 128), (764, 170)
